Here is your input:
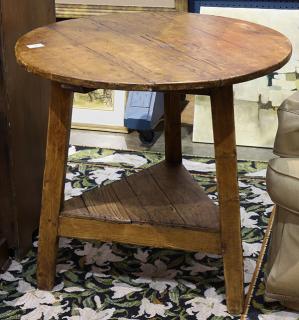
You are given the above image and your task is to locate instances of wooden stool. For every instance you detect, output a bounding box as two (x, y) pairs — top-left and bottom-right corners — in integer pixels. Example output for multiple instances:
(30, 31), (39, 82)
(15, 12), (291, 315)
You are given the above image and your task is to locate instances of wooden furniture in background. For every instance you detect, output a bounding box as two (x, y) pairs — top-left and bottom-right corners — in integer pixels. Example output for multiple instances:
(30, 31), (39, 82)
(16, 12), (291, 314)
(56, 0), (188, 18)
(0, 0), (55, 261)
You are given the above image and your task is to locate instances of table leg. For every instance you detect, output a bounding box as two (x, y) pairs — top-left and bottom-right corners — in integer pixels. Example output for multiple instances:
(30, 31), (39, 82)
(210, 85), (244, 314)
(37, 82), (74, 290)
(164, 92), (182, 164)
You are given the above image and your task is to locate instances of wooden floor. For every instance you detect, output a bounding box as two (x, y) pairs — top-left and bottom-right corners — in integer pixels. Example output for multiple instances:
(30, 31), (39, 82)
(62, 161), (219, 231)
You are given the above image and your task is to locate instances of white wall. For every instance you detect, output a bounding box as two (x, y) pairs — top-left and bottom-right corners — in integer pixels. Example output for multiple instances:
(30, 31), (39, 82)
(193, 8), (299, 147)
(200, 8), (299, 105)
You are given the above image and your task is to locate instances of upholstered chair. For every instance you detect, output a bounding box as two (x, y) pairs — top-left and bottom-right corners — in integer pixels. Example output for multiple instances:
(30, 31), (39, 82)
(265, 91), (299, 310)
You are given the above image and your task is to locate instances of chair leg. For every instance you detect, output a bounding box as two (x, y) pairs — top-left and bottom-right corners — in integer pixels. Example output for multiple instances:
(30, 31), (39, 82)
(210, 86), (244, 315)
(37, 82), (74, 290)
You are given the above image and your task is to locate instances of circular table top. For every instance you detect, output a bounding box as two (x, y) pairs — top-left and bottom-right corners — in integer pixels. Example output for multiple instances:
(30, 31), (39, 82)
(16, 12), (292, 91)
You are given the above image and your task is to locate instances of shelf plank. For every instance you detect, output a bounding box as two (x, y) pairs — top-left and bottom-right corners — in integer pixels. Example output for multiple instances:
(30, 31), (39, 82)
(58, 216), (221, 254)
(61, 161), (219, 232)
(63, 196), (89, 217)
(82, 184), (131, 223)
(125, 168), (185, 226)
(149, 162), (219, 230)
(110, 178), (151, 223)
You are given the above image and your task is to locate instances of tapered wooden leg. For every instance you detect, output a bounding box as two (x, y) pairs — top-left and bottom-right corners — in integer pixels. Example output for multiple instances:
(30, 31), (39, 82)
(210, 85), (244, 315)
(37, 82), (74, 290)
(60, 106), (73, 211)
(164, 92), (182, 164)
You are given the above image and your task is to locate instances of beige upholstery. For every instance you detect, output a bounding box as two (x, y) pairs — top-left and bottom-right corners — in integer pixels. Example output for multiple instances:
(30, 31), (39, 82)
(267, 158), (299, 214)
(265, 206), (299, 309)
(274, 91), (299, 157)
(265, 91), (299, 310)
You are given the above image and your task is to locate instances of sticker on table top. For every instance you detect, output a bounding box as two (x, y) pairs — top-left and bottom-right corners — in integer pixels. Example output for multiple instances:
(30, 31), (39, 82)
(26, 43), (45, 49)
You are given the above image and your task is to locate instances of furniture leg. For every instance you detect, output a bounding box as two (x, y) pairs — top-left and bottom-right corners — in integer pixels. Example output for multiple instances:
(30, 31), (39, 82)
(60, 102), (73, 211)
(37, 81), (74, 290)
(210, 85), (244, 314)
(164, 92), (182, 164)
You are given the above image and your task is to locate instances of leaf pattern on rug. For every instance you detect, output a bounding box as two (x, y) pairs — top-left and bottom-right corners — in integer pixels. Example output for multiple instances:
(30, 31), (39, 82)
(0, 146), (291, 320)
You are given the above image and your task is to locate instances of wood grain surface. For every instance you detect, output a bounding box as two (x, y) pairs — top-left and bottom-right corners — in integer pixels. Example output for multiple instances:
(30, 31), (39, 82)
(164, 92), (182, 163)
(37, 83), (74, 290)
(62, 161), (219, 231)
(15, 12), (291, 91)
(0, 0), (55, 258)
(211, 85), (244, 314)
(58, 216), (222, 254)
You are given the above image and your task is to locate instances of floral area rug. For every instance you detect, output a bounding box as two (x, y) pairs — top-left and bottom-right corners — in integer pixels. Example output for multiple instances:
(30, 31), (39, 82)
(0, 146), (296, 320)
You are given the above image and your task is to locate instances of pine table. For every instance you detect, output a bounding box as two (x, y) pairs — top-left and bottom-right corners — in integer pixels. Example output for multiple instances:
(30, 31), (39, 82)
(15, 12), (291, 314)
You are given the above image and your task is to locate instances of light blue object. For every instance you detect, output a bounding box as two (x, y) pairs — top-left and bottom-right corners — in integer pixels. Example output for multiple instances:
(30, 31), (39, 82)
(124, 91), (164, 131)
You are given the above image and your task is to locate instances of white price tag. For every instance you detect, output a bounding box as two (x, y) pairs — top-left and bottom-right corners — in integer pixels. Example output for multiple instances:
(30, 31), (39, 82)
(27, 43), (45, 49)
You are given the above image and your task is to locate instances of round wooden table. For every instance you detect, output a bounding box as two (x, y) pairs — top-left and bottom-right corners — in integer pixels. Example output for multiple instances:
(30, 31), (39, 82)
(16, 12), (291, 315)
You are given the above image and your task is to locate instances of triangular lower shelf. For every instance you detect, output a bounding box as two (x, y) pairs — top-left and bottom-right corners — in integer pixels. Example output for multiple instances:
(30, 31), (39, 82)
(61, 160), (219, 232)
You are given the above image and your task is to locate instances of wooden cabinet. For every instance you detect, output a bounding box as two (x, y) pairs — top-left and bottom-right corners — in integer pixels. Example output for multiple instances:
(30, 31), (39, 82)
(0, 0), (55, 262)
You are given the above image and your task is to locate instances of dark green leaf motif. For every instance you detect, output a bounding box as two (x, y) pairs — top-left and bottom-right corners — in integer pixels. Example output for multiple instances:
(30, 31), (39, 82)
(0, 147), (290, 320)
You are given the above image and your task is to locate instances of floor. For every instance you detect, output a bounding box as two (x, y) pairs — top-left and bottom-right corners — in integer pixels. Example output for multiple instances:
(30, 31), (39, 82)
(70, 124), (275, 162)
(70, 94), (275, 161)
(0, 148), (275, 320)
